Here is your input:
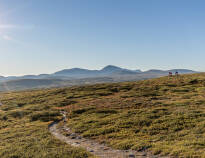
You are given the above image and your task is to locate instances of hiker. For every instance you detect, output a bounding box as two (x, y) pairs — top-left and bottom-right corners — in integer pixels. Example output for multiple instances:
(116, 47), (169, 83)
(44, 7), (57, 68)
(169, 72), (172, 77)
(175, 71), (179, 76)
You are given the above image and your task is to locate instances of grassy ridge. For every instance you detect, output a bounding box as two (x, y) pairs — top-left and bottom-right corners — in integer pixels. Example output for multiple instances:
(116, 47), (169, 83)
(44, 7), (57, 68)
(1, 73), (205, 157)
(62, 73), (205, 157)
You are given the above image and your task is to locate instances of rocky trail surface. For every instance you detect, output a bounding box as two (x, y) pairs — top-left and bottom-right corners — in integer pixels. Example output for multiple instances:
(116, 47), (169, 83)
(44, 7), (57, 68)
(49, 112), (169, 158)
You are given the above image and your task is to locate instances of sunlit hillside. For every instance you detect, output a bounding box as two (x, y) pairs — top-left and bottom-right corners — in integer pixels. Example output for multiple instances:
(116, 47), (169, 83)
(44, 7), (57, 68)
(1, 73), (205, 157)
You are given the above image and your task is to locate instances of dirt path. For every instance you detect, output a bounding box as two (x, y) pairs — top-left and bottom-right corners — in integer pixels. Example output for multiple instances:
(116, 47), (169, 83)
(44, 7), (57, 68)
(49, 112), (169, 158)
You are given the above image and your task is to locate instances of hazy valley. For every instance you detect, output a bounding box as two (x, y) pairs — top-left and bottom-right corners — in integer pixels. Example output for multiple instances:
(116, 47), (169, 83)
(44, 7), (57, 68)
(0, 65), (196, 92)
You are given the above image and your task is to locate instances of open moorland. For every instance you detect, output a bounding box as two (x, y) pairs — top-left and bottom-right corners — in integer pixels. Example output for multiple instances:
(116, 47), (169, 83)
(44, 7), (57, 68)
(0, 89), (94, 157)
(1, 73), (205, 157)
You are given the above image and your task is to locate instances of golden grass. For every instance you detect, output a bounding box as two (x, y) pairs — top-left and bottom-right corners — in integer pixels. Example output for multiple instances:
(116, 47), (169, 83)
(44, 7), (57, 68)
(1, 73), (205, 157)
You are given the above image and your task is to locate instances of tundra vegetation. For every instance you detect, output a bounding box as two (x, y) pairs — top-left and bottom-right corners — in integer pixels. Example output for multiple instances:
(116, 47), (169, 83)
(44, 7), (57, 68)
(0, 73), (205, 157)
(0, 90), (94, 157)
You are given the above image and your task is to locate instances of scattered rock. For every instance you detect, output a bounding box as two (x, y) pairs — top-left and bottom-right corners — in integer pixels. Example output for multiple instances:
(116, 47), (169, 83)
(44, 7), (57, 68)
(128, 154), (135, 157)
(76, 136), (82, 139)
(103, 147), (110, 151)
(70, 133), (76, 137)
(64, 128), (70, 131)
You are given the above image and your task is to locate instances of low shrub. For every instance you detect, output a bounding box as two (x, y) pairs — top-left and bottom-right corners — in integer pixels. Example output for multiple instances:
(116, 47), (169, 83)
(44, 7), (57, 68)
(30, 111), (61, 122)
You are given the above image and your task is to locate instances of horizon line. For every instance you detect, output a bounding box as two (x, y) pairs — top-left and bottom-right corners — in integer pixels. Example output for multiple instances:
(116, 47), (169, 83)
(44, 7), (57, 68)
(0, 65), (199, 77)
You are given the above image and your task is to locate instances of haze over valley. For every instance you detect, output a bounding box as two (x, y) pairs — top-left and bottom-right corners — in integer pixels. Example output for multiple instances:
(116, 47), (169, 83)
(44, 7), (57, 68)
(0, 65), (196, 91)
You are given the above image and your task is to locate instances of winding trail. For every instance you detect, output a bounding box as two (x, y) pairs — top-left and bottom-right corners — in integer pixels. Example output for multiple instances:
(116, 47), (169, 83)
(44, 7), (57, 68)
(49, 112), (168, 158)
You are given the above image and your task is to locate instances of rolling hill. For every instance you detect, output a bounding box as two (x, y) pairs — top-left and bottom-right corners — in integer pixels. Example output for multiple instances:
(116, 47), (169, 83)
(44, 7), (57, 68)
(0, 65), (197, 91)
(0, 73), (205, 157)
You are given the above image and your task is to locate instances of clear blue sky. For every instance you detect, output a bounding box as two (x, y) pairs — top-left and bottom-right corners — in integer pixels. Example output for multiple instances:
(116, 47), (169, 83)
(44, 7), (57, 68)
(0, 0), (205, 76)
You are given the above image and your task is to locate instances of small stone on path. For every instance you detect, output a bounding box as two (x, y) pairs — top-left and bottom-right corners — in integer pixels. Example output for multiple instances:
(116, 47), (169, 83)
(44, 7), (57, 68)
(128, 154), (135, 158)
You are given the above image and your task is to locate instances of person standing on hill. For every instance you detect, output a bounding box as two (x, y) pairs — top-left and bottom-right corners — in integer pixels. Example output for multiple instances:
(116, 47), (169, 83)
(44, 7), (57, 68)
(175, 71), (179, 76)
(169, 72), (172, 77)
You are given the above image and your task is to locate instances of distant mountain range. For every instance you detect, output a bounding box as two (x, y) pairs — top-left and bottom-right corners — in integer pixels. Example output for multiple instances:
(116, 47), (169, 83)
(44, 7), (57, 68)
(0, 65), (197, 92)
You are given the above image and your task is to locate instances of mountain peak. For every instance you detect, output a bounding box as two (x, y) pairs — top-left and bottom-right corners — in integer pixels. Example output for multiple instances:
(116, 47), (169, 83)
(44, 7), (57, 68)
(101, 65), (122, 72)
